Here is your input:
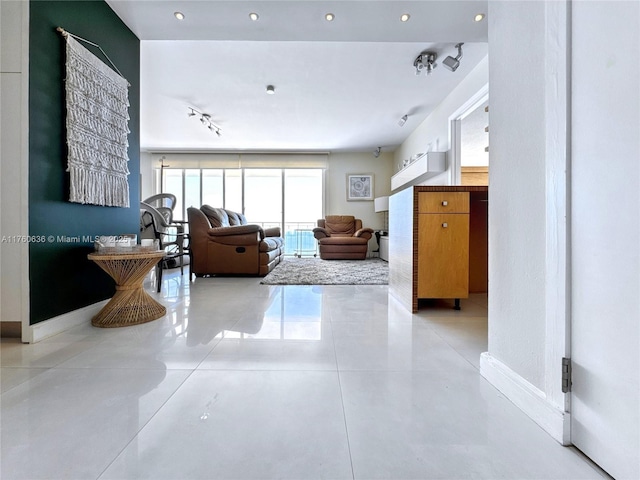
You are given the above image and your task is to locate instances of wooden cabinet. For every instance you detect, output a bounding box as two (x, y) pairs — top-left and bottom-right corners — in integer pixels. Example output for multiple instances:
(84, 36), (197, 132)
(388, 186), (487, 313)
(417, 192), (470, 307)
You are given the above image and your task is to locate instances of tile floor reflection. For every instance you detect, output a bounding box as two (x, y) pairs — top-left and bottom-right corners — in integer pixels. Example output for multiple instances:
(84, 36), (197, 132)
(1, 268), (607, 479)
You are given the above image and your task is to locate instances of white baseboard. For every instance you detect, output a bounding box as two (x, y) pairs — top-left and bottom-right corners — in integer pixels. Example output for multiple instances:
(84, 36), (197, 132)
(28, 300), (108, 343)
(480, 352), (571, 445)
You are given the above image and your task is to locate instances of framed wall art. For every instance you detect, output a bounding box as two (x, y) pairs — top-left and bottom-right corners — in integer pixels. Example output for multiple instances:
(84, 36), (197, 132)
(346, 174), (374, 201)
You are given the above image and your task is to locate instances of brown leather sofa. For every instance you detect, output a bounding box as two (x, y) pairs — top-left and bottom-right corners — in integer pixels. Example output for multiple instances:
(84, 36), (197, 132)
(187, 205), (284, 277)
(313, 215), (374, 260)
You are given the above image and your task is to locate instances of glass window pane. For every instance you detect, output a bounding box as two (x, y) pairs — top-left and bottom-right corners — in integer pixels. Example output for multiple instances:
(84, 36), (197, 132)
(184, 169), (201, 219)
(284, 169), (323, 256)
(163, 169), (183, 221)
(202, 169), (223, 207)
(225, 170), (242, 212)
(244, 169), (282, 227)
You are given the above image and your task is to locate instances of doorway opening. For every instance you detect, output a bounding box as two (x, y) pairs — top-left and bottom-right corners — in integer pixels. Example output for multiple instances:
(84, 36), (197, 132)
(448, 85), (490, 336)
(448, 85), (489, 186)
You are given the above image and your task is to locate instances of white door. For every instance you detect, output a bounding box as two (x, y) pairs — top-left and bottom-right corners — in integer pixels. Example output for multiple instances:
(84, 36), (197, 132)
(570, 2), (639, 479)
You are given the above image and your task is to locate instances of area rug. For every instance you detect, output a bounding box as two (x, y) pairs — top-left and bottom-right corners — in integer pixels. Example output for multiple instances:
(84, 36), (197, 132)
(260, 257), (388, 285)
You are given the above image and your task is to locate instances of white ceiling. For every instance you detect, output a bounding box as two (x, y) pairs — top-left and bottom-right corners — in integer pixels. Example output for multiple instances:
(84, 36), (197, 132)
(106, 1), (489, 153)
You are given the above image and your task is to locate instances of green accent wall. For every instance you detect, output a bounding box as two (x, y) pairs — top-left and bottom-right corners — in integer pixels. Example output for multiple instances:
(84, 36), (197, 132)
(29, 1), (140, 324)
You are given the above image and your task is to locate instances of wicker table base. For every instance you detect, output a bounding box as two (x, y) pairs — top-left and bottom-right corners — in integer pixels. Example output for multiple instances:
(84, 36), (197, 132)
(88, 251), (166, 328)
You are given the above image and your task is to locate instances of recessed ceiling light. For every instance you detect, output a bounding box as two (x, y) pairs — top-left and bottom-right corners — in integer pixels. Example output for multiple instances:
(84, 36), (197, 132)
(266, 85), (275, 95)
(400, 13), (411, 22)
(249, 12), (259, 21)
(474, 13), (485, 22)
(325, 13), (335, 21)
(174, 11), (185, 20)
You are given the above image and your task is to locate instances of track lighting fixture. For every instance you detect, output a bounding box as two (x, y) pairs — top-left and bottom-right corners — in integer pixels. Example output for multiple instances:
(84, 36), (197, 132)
(188, 107), (222, 136)
(373, 147), (381, 158)
(443, 43), (464, 72)
(398, 115), (408, 127)
(414, 51), (437, 76)
(413, 43), (464, 77)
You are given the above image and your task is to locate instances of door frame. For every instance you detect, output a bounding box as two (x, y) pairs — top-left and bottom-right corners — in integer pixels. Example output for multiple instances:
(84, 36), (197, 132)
(543, 0), (572, 441)
(448, 84), (489, 186)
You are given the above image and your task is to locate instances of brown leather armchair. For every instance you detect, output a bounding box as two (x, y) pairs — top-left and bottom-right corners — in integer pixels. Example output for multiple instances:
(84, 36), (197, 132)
(313, 215), (374, 260)
(187, 205), (284, 277)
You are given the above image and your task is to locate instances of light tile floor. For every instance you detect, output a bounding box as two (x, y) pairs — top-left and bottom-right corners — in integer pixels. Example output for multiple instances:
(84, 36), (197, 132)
(1, 268), (608, 479)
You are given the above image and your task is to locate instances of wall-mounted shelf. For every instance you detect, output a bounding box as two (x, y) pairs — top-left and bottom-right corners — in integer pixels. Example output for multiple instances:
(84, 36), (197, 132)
(391, 152), (446, 191)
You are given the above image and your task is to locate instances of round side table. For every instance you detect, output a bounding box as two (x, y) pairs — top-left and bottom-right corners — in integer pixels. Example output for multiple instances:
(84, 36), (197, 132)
(88, 251), (166, 328)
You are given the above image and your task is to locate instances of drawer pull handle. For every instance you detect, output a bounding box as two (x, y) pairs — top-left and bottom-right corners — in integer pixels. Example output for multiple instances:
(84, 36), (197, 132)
(442, 201), (448, 206)
(442, 222), (448, 228)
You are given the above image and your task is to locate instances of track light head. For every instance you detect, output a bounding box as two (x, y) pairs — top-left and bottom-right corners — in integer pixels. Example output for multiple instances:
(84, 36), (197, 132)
(443, 43), (464, 72)
(398, 115), (408, 127)
(414, 51), (437, 76)
(373, 147), (381, 158)
(425, 61), (437, 75)
(442, 56), (460, 72)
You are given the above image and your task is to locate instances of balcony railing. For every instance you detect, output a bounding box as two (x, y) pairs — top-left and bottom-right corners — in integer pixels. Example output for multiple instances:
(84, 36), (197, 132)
(255, 222), (317, 257)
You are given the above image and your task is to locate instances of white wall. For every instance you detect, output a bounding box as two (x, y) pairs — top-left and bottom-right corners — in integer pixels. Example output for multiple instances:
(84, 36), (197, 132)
(0, 1), (29, 333)
(472, 0), (638, 459)
(140, 151), (154, 200)
(486, 0), (548, 390)
(479, 0), (574, 444)
(394, 56), (489, 185)
(325, 151), (393, 234)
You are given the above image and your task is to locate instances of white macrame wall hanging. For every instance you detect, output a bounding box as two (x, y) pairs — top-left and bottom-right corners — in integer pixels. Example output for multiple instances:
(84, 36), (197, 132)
(62, 31), (130, 207)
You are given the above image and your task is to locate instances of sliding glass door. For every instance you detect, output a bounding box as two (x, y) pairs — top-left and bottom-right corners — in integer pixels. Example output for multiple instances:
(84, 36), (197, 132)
(202, 169), (223, 207)
(162, 169), (184, 220)
(224, 170), (243, 213)
(284, 169), (322, 256)
(244, 169), (283, 229)
(159, 167), (323, 255)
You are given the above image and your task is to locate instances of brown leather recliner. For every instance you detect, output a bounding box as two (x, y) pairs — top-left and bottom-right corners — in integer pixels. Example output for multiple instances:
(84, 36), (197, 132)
(313, 215), (374, 260)
(187, 205), (284, 277)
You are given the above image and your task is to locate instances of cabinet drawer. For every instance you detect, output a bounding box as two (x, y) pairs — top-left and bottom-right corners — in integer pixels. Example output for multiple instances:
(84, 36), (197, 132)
(418, 192), (469, 213)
